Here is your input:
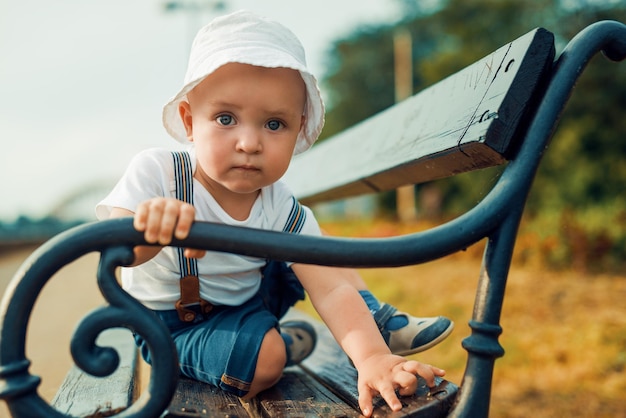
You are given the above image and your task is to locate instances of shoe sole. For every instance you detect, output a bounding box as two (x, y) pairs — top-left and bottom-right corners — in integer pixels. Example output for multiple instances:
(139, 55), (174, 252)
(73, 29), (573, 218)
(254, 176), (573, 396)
(392, 320), (455, 356)
(281, 320), (317, 365)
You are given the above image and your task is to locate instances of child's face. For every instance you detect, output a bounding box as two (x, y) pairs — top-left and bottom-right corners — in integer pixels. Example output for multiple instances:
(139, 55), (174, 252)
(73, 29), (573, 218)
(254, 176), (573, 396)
(179, 63), (306, 200)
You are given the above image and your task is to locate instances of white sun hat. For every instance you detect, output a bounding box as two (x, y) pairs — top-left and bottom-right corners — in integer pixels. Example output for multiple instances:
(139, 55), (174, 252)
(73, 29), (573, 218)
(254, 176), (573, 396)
(162, 10), (325, 155)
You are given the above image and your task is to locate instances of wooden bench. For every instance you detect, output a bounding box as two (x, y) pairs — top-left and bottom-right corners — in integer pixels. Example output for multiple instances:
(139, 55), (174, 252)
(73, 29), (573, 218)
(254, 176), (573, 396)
(1, 20), (624, 418)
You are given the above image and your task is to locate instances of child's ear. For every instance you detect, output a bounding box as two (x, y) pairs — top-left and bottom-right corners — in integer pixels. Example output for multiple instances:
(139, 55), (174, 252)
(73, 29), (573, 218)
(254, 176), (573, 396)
(179, 101), (194, 141)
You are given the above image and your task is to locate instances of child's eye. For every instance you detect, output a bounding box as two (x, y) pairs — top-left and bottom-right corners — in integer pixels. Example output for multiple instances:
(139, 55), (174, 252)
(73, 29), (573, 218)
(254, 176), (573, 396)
(216, 114), (235, 126)
(266, 120), (283, 131)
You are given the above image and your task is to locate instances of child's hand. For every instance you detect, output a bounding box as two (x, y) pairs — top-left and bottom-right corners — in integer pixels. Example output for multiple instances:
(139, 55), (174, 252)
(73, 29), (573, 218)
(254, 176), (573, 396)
(134, 197), (205, 258)
(356, 354), (445, 417)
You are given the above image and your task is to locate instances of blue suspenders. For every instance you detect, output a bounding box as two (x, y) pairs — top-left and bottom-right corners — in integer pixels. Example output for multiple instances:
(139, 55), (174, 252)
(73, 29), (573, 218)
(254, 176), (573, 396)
(171, 151), (306, 322)
(172, 151), (212, 322)
(172, 151), (199, 278)
(283, 196), (305, 234)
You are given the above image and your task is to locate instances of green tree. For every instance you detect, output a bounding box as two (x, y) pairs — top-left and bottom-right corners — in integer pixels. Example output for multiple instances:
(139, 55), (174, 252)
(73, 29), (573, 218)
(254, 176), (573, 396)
(321, 27), (396, 139)
(528, 4), (626, 213)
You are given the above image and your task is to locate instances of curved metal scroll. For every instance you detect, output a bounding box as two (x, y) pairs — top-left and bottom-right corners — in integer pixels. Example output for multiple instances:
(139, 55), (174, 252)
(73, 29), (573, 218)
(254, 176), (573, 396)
(0, 230), (179, 417)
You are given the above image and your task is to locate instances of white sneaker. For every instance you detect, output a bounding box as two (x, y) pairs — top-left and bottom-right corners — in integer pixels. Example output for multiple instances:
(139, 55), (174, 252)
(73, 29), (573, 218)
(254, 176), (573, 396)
(374, 304), (454, 356)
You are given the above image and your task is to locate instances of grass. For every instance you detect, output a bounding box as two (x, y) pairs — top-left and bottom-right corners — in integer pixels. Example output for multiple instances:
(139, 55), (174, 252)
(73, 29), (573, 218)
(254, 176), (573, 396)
(295, 218), (626, 417)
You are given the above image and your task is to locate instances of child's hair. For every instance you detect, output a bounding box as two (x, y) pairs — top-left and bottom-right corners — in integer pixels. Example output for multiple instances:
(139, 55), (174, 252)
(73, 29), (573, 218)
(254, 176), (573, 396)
(162, 10), (325, 155)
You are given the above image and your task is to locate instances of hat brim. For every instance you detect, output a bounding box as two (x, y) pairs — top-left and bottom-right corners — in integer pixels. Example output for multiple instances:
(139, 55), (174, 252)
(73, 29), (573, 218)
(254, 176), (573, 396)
(162, 51), (324, 155)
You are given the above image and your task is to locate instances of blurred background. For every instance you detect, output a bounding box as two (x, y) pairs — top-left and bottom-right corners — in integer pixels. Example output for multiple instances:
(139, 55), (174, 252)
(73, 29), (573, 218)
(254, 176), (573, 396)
(1, 0), (625, 417)
(1, 0), (626, 272)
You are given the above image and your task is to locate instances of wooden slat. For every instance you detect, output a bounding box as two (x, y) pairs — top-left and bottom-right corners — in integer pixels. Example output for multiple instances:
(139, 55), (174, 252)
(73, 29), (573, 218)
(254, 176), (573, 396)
(163, 377), (250, 417)
(282, 28), (554, 205)
(162, 363), (361, 418)
(165, 368), (362, 418)
(52, 329), (138, 417)
(253, 368), (362, 417)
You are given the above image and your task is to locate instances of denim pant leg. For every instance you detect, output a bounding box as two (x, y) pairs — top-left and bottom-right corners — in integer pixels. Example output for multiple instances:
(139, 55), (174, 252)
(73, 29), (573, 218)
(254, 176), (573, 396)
(136, 296), (278, 397)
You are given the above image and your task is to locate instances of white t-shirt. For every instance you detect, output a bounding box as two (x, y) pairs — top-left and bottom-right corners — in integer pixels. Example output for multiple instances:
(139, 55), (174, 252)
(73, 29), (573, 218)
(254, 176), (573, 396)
(96, 147), (321, 310)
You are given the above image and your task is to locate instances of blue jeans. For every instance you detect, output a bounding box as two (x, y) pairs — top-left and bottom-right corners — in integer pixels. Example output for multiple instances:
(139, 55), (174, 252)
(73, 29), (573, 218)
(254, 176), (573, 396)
(136, 295), (278, 396)
(135, 261), (304, 397)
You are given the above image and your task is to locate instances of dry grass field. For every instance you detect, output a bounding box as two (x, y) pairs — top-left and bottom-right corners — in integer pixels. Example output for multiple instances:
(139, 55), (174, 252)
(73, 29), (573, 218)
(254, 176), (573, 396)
(1, 218), (625, 417)
(307, 220), (626, 417)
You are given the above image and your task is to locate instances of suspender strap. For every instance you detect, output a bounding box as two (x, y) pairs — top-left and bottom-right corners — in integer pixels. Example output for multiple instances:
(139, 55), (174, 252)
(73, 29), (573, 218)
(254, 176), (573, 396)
(172, 151), (213, 322)
(283, 196), (306, 234)
(172, 151), (198, 278)
(171, 152), (306, 322)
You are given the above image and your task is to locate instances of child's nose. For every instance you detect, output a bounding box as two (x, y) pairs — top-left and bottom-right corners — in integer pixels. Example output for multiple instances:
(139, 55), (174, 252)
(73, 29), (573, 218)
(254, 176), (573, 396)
(236, 128), (262, 153)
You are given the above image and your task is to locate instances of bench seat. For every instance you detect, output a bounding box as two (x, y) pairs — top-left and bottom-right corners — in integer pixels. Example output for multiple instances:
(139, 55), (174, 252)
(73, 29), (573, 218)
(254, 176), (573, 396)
(53, 310), (458, 417)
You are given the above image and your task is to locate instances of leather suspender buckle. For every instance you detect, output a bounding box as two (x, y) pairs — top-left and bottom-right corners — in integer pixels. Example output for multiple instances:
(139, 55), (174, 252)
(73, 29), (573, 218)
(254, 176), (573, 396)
(175, 275), (214, 322)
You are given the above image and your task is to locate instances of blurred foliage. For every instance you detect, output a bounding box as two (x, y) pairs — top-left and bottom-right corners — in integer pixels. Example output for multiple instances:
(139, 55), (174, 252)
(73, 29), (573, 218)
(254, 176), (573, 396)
(317, 0), (626, 269)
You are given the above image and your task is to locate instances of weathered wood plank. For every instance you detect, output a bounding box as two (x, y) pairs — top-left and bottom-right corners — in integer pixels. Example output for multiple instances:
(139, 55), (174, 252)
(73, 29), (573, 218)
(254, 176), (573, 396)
(282, 28), (554, 205)
(163, 377), (250, 417)
(165, 367), (363, 418)
(52, 329), (138, 417)
(161, 357), (361, 418)
(253, 368), (362, 417)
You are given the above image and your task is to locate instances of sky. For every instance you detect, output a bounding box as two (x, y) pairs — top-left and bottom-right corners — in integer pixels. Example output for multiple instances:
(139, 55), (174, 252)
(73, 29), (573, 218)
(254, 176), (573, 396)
(0, 0), (403, 221)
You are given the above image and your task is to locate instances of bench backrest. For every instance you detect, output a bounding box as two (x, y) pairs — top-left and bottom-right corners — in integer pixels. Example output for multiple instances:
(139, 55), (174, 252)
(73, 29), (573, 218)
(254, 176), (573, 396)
(284, 28), (554, 205)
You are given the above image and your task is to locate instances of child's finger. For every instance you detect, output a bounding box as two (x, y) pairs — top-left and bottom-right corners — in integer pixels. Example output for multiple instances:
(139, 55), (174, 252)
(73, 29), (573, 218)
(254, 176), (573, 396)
(157, 200), (182, 245)
(357, 385), (374, 417)
(403, 361), (445, 387)
(142, 200), (166, 243)
(133, 202), (150, 231)
(175, 203), (195, 240)
(394, 370), (418, 396)
(378, 383), (402, 412)
(184, 248), (206, 259)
